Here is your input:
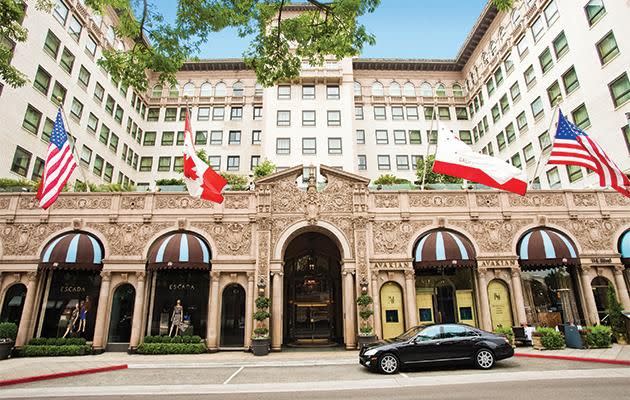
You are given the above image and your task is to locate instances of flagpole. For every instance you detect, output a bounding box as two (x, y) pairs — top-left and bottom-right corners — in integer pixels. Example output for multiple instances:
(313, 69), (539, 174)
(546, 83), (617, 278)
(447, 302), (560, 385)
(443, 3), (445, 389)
(528, 97), (562, 188)
(58, 102), (91, 193)
(420, 103), (437, 190)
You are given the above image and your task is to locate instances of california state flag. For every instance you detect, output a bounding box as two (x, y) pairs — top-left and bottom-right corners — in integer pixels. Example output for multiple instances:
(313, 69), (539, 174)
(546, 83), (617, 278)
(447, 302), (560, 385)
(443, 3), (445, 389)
(183, 111), (227, 203)
(432, 128), (528, 196)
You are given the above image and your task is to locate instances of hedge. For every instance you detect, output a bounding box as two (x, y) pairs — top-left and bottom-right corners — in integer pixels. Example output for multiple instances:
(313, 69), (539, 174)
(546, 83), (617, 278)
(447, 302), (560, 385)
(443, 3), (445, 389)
(585, 325), (612, 348)
(0, 322), (18, 341)
(20, 345), (91, 357)
(136, 343), (207, 354)
(142, 335), (202, 344)
(536, 327), (565, 350)
(28, 337), (87, 346)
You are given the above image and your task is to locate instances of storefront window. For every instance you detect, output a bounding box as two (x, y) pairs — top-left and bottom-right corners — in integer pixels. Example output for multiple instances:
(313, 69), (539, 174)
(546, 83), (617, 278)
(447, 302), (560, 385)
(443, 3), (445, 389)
(1, 284), (27, 325)
(591, 276), (613, 324)
(415, 267), (476, 326)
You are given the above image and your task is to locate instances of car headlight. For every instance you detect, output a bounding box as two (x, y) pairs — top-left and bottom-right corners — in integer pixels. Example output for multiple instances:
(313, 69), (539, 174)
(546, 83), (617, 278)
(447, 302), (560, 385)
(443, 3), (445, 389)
(363, 349), (378, 357)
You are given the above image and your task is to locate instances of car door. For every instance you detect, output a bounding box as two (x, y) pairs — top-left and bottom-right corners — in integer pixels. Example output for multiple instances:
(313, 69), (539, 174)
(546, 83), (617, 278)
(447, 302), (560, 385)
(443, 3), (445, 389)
(403, 325), (443, 364)
(438, 325), (478, 360)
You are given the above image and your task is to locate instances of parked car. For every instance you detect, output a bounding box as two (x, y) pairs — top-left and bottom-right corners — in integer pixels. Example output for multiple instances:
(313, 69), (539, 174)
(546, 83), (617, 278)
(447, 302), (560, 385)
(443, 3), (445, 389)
(359, 323), (514, 374)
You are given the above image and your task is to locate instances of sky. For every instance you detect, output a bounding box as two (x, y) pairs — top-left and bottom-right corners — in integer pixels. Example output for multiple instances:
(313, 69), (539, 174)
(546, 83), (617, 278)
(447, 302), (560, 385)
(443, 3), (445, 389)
(152, 0), (488, 60)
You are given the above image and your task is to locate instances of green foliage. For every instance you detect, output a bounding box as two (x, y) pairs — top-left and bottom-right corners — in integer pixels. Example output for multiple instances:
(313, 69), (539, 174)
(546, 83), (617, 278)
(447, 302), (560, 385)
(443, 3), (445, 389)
(585, 325), (612, 348)
(356, 294), (373, 307)
(220, 173), (248, 191)
(356, 293), (374, 336)
(416, 155), (463, 186)
(494, 326), (514, 342)
(156, 178), (185, 186)
(136, 343), (206, 354)
(0, 178), (38, 191)
(359, 309), (373, 320)
(0, 322), (18, 341)
(196, 149), (208, 164)
(28, 337), (87, 346)
(372, 174), (410, 186)
(360, 326), (374, 335)
(607, 285), (626, 338)
(253, 160), (277, 180)
(253, 310), (271, 321)
(142, 335), (202, 344)
(493, 0), (514, 12)
(536, 327), (565, 349)
(255, 296), (271, 310)
(0, 0), (30, 87)
(73, 182), (135, 192)
(254, 327), (269, 336)
(20, 345), (91, 357)
(253, 295), (271, 338)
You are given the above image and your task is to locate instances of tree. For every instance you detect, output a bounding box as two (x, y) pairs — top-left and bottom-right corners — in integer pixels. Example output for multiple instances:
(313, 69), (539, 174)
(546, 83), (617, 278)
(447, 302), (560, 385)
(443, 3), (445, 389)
(253, 159), (276, 180)
(2, 0), (513, 90)
(607, 284), (626, 341)
(416, 155), (463, 186)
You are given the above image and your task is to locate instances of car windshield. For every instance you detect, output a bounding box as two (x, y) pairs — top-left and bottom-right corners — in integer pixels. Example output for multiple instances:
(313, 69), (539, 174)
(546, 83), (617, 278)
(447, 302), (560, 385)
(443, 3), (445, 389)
(394, 326), (426, 341)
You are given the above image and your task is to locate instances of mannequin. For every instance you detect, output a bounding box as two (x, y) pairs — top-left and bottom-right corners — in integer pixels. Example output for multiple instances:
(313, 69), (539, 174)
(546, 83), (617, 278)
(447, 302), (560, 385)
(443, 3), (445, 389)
(78, 296), (90, 334)
(63, 302), (80, 338)
(169, 299), (184, 336)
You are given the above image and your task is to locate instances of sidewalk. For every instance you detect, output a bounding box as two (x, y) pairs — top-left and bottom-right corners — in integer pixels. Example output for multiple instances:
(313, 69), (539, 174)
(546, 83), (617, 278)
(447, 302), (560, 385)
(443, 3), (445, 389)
(515, 343), (630, 363)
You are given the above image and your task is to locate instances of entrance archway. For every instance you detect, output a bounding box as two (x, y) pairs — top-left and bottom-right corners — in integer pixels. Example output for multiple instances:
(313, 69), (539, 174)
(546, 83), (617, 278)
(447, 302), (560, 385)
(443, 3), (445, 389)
(488, 280), (514, 330)
(220, 284), (245, 347)
(592, 276), (613, 324)
(380, 282), (405, 339)
(283, 232), (343, 347)
(1, 284), (27, 325)
(107, 284), (135, 347)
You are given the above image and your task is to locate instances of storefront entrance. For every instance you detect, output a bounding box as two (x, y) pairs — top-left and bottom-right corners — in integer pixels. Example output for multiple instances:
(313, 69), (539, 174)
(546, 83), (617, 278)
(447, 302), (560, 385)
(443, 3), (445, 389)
(1, 284), (26, 326)
(283, 232), (342, 347)
(488, 280), (514, 329)
(107, 284), (135, 349)
(220, 284), (245, 347)
(592, 276), (613, 324)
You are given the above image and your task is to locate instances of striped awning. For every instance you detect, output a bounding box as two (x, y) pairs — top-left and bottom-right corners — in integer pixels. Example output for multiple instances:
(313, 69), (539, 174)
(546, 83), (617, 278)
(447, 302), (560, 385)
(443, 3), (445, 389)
(518, 228), (578, 269)
(147, 232), (211, 271)
(620, 230), (630, 266)
(39, 232), (104, 271)
(414, 230), (476, 269)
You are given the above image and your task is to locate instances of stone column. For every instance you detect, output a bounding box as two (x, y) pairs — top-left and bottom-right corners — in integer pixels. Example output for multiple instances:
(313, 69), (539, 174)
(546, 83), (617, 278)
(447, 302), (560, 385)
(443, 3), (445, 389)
(92, 271), (112, 351)
(271, 271), (283, 351)
(404, 270), (418, 328)
(206, 271), (221, 351)
(510, 268), (528, 326)
(371, 273), (382, 339)
(476, 268), (492, 331)
(129, 272), (146, 350)
(613, 265), (630, 310)
(342, 270), (357, 349)
(244, 272), (255, 349)
(15, 272), (38, 347)
(579, 265), (600, 325)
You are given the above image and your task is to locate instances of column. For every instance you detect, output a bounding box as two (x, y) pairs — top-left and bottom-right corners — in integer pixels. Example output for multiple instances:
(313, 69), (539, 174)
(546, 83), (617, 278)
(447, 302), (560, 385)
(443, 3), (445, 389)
(206, 271), (221, 351)
(129, 272), (146, 350)
(476, 268), (492, 331)
(271, 271), (283, 351)
(342, 270), (357, 349)
(244, 272), (255, 349)
(15, 272), (38, 347)
(510, 268), (528, 326)
(613, 265), (630, 310)
(404, 270), (418, 328)
(371, 273), (382, 339)
(579, 265), (600, 325)
(92, 271), (112, 351)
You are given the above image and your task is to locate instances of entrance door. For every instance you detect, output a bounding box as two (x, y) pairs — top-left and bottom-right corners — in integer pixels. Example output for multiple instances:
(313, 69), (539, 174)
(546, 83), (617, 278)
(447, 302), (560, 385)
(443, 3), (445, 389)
(435, 285), (455, 324)
(381, 282), (405, 339)
(488, 280), (513, 329)
(108, 284), (135, 345)
(220, 284), (245, 347)
(592, 277), (612, 324)
(0, 284), (27, 326)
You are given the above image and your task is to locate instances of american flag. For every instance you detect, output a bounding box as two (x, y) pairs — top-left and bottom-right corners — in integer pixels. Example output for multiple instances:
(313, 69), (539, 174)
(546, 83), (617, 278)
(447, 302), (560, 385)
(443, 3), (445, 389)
(548, 110), (629, 198)
(36, 109), (77, 209)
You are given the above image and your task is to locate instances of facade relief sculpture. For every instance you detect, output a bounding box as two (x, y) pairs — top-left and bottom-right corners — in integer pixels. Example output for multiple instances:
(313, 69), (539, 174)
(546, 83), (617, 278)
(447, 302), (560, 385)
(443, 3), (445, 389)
(0, 223), (69, 257)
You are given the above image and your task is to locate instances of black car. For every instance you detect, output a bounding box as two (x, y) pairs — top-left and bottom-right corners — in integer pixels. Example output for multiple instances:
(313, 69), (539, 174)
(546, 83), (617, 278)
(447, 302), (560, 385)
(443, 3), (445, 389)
(359, 323), (514, 374)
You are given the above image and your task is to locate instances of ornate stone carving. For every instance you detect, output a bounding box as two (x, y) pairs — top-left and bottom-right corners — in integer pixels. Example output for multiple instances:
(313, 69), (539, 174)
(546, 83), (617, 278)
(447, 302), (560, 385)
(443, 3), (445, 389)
(304, 175), (320, 224)
(18, 196), (42, 210)
(372, 220), (431, 254)
(510, 268), (521, 278)
(374, 193), (400, 209)
(0, 223), (69, 257)
(256, 216), (271, 231)
(199, 223), (252, 256)
(52, 196), (113, 210)
(404, 269), (415, 279)
(0, 197), (10, 209)
(450, 219), (533, 253)
(572, 193), (598, 207)
(224, 194), (250, 210)
(155, 195), (215, 209)
(614, 265), (626, 274)
(355, 231), (368, 285)
(324, 216), (354, 255)
(271, 216), (300, 248)
(87, 222), (172, 256)
(508, 193), (565, 207)
(408, 194), (467, 208)
(604, 193), (630, 207)
(319, 175), (354, 213)
(136, 271), (146, 282)
(551, 218), (630, 253)
(270, 180), (305, 213)
(120, 196), (146, 210)
(100, 271), (112, 281)
(476, 194), (499, 208)
(257, 231), (270, 283)
(26, 271), (38, 282)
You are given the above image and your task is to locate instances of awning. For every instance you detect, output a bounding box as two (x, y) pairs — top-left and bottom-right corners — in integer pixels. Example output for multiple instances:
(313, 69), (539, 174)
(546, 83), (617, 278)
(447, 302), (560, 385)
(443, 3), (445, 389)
(518, 228), (579, 269)
(414, 230), (476, 269)
(147, 231), (211, 271)
(620, 230), (630, 266)
(39, 232), (104, 271)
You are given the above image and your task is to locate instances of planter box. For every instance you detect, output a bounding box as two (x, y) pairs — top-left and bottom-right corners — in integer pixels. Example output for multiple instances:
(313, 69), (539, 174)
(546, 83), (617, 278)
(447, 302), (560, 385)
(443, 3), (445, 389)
(358, 335), (378, 348)
(532, 335), (544, 350)
(252, 338), (270, 356)
(0, 340), (14, 360)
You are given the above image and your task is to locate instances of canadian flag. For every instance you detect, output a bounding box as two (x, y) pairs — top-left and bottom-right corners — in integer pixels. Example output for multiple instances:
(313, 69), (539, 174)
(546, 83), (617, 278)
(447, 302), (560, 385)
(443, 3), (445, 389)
(432, 128), (528, 196)
(183, 111), (227, 203)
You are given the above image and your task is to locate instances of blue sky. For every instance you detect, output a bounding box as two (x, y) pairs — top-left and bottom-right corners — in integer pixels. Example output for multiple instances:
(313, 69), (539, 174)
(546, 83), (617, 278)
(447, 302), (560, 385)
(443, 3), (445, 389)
(152, 0), (487, 59)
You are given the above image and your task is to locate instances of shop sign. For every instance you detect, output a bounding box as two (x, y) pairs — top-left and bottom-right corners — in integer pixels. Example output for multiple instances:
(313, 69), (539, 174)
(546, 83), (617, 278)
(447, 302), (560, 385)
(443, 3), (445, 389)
(60, 286), (87, 294)
(590, 258), (612, 264)
(168, 283), (196, 291)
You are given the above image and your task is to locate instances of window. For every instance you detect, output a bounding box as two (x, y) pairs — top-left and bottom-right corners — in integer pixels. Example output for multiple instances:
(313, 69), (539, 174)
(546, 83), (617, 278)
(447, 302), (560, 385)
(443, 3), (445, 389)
(553, 32), (569, 59)
(210, 131), (222, 145)
(517, 36), (529, 58)
(143, 131), (156, 146)
(22, 105), (42, 135)
(389, 82), (402, 97)
(511, 153), (522, 169)
(539, 48), (554, 74)
(396, 155), (409, 170)
(251, 156), (261, 170)
(328, 138), (342, 154)
(394, 130), (407, 145)
(456, 130), (471, 145)
(53, 0), (69, 24)
(456, 107), (468, 120)
(404, 82), (416, 97)
(486, 78), (495, 96)
(438, 107), (450, 120)
(277, 110), (291, 126)
(139, 157), (152, 172)
(213, 106), (225, 120)
(173, 157), (184, 172)
(151, 85), (163, 98)
(158, 157), (171, 172)
(354, 81), (362, 96)
(567, 165), (583, 182)
(167, 85), (179, 98)
(197, 107), (210, 121)
(597, 31), (619, 65)
(377, 155), (391, 170)
(195, 131), (207, 146)
(428, 130), (438, 144)
(572, 104), (590, 129)
(372, 82), (384, 96)
(327, 110), (341, 126)
(80, 145), (92, 167)
(78, 65), (90, 88)
(505, 123), (516, 143)
(623, 124), (630, 154)
(44, 31), (61, 59)
(198, 83), (211, 97)
(177, 107), (186, 121)
(215, 82), (227, 97)
(376, 130), (388, 145)
(109, 133), (119, 153)
(406, 106), (419, 120)
(253, 106), (262, 120)
(531, 16), (545, 42)
(98, 124), (110, 145)
(373, 106), (386, 120)
(504, 53), (515, 75)
(11, 146), (31, 176)
(326, 85), (340, 100)
(172, 131), (183, 146)
(302, 138), (316, 155)
(524, 65), (536, 88)
(302, 110), (316, 126)
(103, 163), (113, 183)
(276, 138), (290, 155)
(544, 1), (559, 26)
(531, 97), (544, 119)
(252, 130), (261, 145)
(547, 81), (562, 106)
(33, 67), (51, 95)
(499, 95), (510, 114)
(523, 143), (535, 162)
(147, 108), (159, 121)
(546, 167), (561, 188)
(59, 48), (75, 73)
(496, 132), (506, 151)
(391, 106), (404, 120)
(539, 131), (552, 151)
(230, 107), (243, 120)
(208, 156), (220, 170)
(609, 73), (630, 107)
(84, 35), (97, 58)
(356, 130), (365, 144)
(424, 106), (436, 120)
(411, 155), (423, 170)
(355, 106), (364, 120)
(585, 0), (606, 26)
(31, 157), (45, 180)
(70, 98), (83, 120)
(510, 82), (521, 103)
(517, 112), (528, 132)
(228, 130), (241, 144)
(563, 67), (580, 95)
(161, 131), (174, 146)
(357, 155), (367, 170)
(87, 113), (98, 134)
(492, 104), (501, 123)
(103, 95), (115, 115)
(302, 85), (315, 100)
(232, 82), (243, 97)
(494, 68), (504, 87)
(409, 130), (421, 145)
(50, 81), (66, 106)
(114, 105), (124, 123)
(277, 85), (291, 99)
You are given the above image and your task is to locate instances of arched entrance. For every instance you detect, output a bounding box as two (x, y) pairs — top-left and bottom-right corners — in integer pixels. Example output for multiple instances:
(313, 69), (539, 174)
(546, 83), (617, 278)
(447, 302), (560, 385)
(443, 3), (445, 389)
(283, 232), (343, 347)
(488, 280), (514, 330)
(380, 282), (405, 339)
(107, 284), (135, 349)
(1, 284), (27, 325)
(592, 276), (613, 324)
(220, 284), (245, 347)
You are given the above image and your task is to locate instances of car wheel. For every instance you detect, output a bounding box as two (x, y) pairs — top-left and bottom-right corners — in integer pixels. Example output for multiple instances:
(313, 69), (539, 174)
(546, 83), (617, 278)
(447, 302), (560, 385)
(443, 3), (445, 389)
(378, 353), (400, 375)
(475, 349), (495, 370)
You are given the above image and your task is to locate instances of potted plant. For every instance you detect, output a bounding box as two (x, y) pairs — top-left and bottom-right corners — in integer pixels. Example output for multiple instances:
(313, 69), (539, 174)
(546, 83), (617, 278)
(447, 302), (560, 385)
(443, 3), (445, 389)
(252, 294), (271, 356)
(0, 322), (18, 360)
(356, 293), (377, 346)
(494, 326), (515, 347)
(534, 327), (565, 350)
(584, 325), (612, 349)
(607, 285), (627, 345)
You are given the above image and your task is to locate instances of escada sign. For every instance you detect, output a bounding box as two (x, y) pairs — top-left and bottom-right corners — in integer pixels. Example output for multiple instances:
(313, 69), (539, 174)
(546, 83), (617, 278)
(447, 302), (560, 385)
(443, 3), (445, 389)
(60, 286), (86, 293)
(168, 283), (196, 291)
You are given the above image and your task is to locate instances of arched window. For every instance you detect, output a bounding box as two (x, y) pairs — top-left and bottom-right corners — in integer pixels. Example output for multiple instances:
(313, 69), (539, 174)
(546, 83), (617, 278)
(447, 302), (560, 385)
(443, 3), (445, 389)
(215, 82), (227, 97)
(436, 84), (447, 97)
(403, 82), (415, 97)
(511, 8), (521, 25)
(168, 85), (179, 98)
(183, 82), (195, 97)
(371, 81), (384, 96)
(106, 26), (115, 44)
(420, 82), (433, 97)
(452, 84), (464, 97)
(200, 82), (212, 97)
(389, 82), (401, 97)
(151, 84), (163, 98)
(232, 81), (244, 97)
(353, 81), (362, 96)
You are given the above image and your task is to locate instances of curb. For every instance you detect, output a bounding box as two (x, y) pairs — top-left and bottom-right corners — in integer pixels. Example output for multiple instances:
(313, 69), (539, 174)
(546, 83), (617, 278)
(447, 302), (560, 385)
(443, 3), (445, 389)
(515, 352), (630, 366)
(0, 364), (128, 387)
